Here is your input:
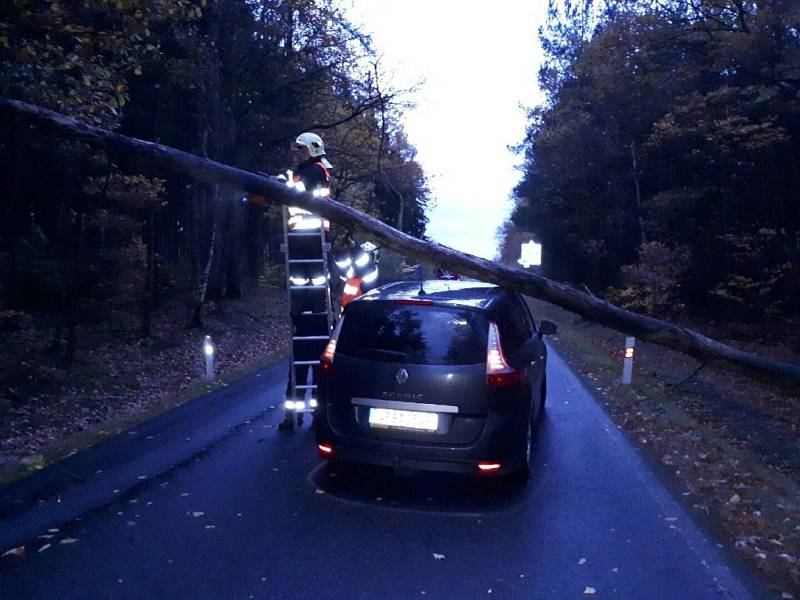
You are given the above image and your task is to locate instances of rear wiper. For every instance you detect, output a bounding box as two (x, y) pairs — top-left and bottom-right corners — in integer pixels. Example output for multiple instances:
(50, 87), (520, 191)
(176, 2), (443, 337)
(361, 347), (408, 358)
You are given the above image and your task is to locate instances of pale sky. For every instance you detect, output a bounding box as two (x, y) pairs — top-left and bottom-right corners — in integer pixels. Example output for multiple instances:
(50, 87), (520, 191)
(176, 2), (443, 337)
(346, 1), (548, 259)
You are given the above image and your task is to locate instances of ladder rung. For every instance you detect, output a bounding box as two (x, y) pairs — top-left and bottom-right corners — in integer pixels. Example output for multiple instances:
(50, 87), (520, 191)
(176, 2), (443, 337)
(294, 360), (321, 365)
(288, 259), (325, 264)
(293, 335), (329, 340)
(295, 385), (318, 390)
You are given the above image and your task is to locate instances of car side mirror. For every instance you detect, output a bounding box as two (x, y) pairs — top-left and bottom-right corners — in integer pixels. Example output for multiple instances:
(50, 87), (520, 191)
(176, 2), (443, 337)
(538, 320), (557, 337)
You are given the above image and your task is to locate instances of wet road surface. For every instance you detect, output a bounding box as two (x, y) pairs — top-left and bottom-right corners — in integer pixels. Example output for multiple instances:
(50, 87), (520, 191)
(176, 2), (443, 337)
(0, 351), (764, 599)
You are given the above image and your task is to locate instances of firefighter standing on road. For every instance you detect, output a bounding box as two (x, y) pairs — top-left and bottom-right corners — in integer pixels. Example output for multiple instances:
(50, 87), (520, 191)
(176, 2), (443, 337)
(336, 239), (380, 309)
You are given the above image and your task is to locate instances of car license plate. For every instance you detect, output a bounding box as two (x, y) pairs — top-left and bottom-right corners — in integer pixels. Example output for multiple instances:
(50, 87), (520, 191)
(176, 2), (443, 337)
(369, 407), (438, 431)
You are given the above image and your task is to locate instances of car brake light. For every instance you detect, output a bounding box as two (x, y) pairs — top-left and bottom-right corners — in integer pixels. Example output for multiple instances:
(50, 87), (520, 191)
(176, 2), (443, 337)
(318, 444), (333, 455)
(486, 321), (522, 388)
(320, 316), (345, 372)
(478, 462), (501, 472)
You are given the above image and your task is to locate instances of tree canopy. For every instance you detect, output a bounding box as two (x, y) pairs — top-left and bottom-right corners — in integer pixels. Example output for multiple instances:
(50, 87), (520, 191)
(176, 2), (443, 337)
(0, 0), (430, 357)
(505, 0), (800, 322)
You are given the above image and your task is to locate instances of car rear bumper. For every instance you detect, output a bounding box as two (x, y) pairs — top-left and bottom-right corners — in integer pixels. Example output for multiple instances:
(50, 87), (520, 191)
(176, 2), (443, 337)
(315, 409), (526, 476)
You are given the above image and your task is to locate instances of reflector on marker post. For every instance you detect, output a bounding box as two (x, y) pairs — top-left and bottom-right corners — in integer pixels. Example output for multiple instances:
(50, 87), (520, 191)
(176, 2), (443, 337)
(203, 335), (215, 381)
(622, 336), (635, 385)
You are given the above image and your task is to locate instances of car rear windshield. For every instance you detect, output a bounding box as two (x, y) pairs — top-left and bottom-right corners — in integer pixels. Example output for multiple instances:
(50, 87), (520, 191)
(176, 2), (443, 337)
(336, 301), (488, 365)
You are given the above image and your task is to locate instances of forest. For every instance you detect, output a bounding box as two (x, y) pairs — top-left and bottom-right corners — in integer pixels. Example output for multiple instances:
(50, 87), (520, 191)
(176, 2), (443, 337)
(0, 0), (429, 362)
(503, 0), (800, 325)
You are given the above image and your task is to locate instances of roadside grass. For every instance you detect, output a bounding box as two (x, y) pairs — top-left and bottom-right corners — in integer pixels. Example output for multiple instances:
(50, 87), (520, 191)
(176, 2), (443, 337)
(0, 349), (287, 485)
(0, 285), (290, 485)
(528, 298), (800, 597)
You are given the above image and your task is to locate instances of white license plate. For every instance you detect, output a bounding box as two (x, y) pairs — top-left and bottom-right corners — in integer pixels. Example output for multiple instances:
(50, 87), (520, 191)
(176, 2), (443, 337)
(369, 408), (438, 431)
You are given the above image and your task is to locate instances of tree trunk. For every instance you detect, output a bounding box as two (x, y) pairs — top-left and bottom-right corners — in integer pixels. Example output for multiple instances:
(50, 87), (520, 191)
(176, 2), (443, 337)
(224, 190), (243, 299)
(4, 97), (800, 388)
(3, 122), (27, 308)
(191, 185), (218, 328)
(142, 201), (155, 337)
(630, 142), (645, 245)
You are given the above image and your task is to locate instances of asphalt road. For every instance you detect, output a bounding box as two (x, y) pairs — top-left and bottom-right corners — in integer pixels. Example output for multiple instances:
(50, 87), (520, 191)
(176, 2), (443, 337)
(0, 350), (765, 599)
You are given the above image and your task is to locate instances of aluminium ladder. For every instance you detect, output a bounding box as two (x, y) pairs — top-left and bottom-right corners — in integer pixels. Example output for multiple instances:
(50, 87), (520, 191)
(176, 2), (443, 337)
(281, 206), (335, 431)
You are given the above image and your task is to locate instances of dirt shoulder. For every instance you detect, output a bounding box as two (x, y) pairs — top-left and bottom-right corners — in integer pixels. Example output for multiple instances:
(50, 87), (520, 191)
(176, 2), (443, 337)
(0, 284), (290, 485)
(528, 298), (800, 598)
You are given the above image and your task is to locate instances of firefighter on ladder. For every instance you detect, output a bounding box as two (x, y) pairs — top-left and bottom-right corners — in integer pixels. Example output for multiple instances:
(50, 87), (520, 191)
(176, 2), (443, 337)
(247, 132), (378, 429)
(279, 132), (334, 430)
(248, 132), (334, 430)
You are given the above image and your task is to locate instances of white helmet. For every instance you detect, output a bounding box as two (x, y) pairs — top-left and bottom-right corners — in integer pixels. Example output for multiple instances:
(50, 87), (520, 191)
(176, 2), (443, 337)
(295, 132), (326, 157)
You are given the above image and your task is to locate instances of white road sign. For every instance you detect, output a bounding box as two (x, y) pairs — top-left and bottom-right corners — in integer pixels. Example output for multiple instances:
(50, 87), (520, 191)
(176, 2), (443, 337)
(518, 241), (542, 268)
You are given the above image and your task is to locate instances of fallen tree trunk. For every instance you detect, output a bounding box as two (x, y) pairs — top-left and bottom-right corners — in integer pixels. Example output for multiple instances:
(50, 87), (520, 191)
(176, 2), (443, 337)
(2, 97), (799, 388)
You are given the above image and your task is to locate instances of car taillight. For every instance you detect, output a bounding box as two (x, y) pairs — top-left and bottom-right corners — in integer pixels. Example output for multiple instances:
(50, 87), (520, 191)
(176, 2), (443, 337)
(320, 316), (345, 372)
(486, 321), (521, 388)
(478, 462), (502, 473)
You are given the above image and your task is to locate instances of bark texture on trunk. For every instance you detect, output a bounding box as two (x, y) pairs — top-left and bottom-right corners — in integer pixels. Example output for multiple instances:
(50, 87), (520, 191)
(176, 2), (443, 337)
(3, 97), (799, 387)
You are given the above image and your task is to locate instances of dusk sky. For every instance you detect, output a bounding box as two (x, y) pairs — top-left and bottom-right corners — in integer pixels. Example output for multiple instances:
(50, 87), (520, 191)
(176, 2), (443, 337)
(346, 1), (548, 260)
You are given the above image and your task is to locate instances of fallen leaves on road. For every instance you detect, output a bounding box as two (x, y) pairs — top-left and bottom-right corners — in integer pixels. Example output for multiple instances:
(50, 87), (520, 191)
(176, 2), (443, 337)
(583, 586), (596, 595)
(21, 454), (45, 470)
(545, 303), (800, 594)
(433, 553), (445, 560)
(2, 546), (25, 558)
(60, 538), (78, 545)
(578, 558), (586, 565)
(314, 489), (325, 495)
(38, 544), (51, 553)
(191, 511), (204, 517)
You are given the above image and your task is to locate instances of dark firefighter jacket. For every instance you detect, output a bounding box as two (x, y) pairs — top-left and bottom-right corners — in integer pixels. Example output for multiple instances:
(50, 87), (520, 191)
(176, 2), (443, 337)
(293, 156), (331, 192)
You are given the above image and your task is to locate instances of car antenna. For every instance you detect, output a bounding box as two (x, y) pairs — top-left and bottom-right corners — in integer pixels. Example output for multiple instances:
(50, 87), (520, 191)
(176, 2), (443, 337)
(417, 265), (426, 295)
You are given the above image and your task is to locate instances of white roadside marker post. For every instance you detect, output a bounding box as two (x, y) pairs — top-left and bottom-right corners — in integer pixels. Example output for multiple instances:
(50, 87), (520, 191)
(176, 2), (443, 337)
(203, 335), (215, 381)
(622, 336), (635, 385)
